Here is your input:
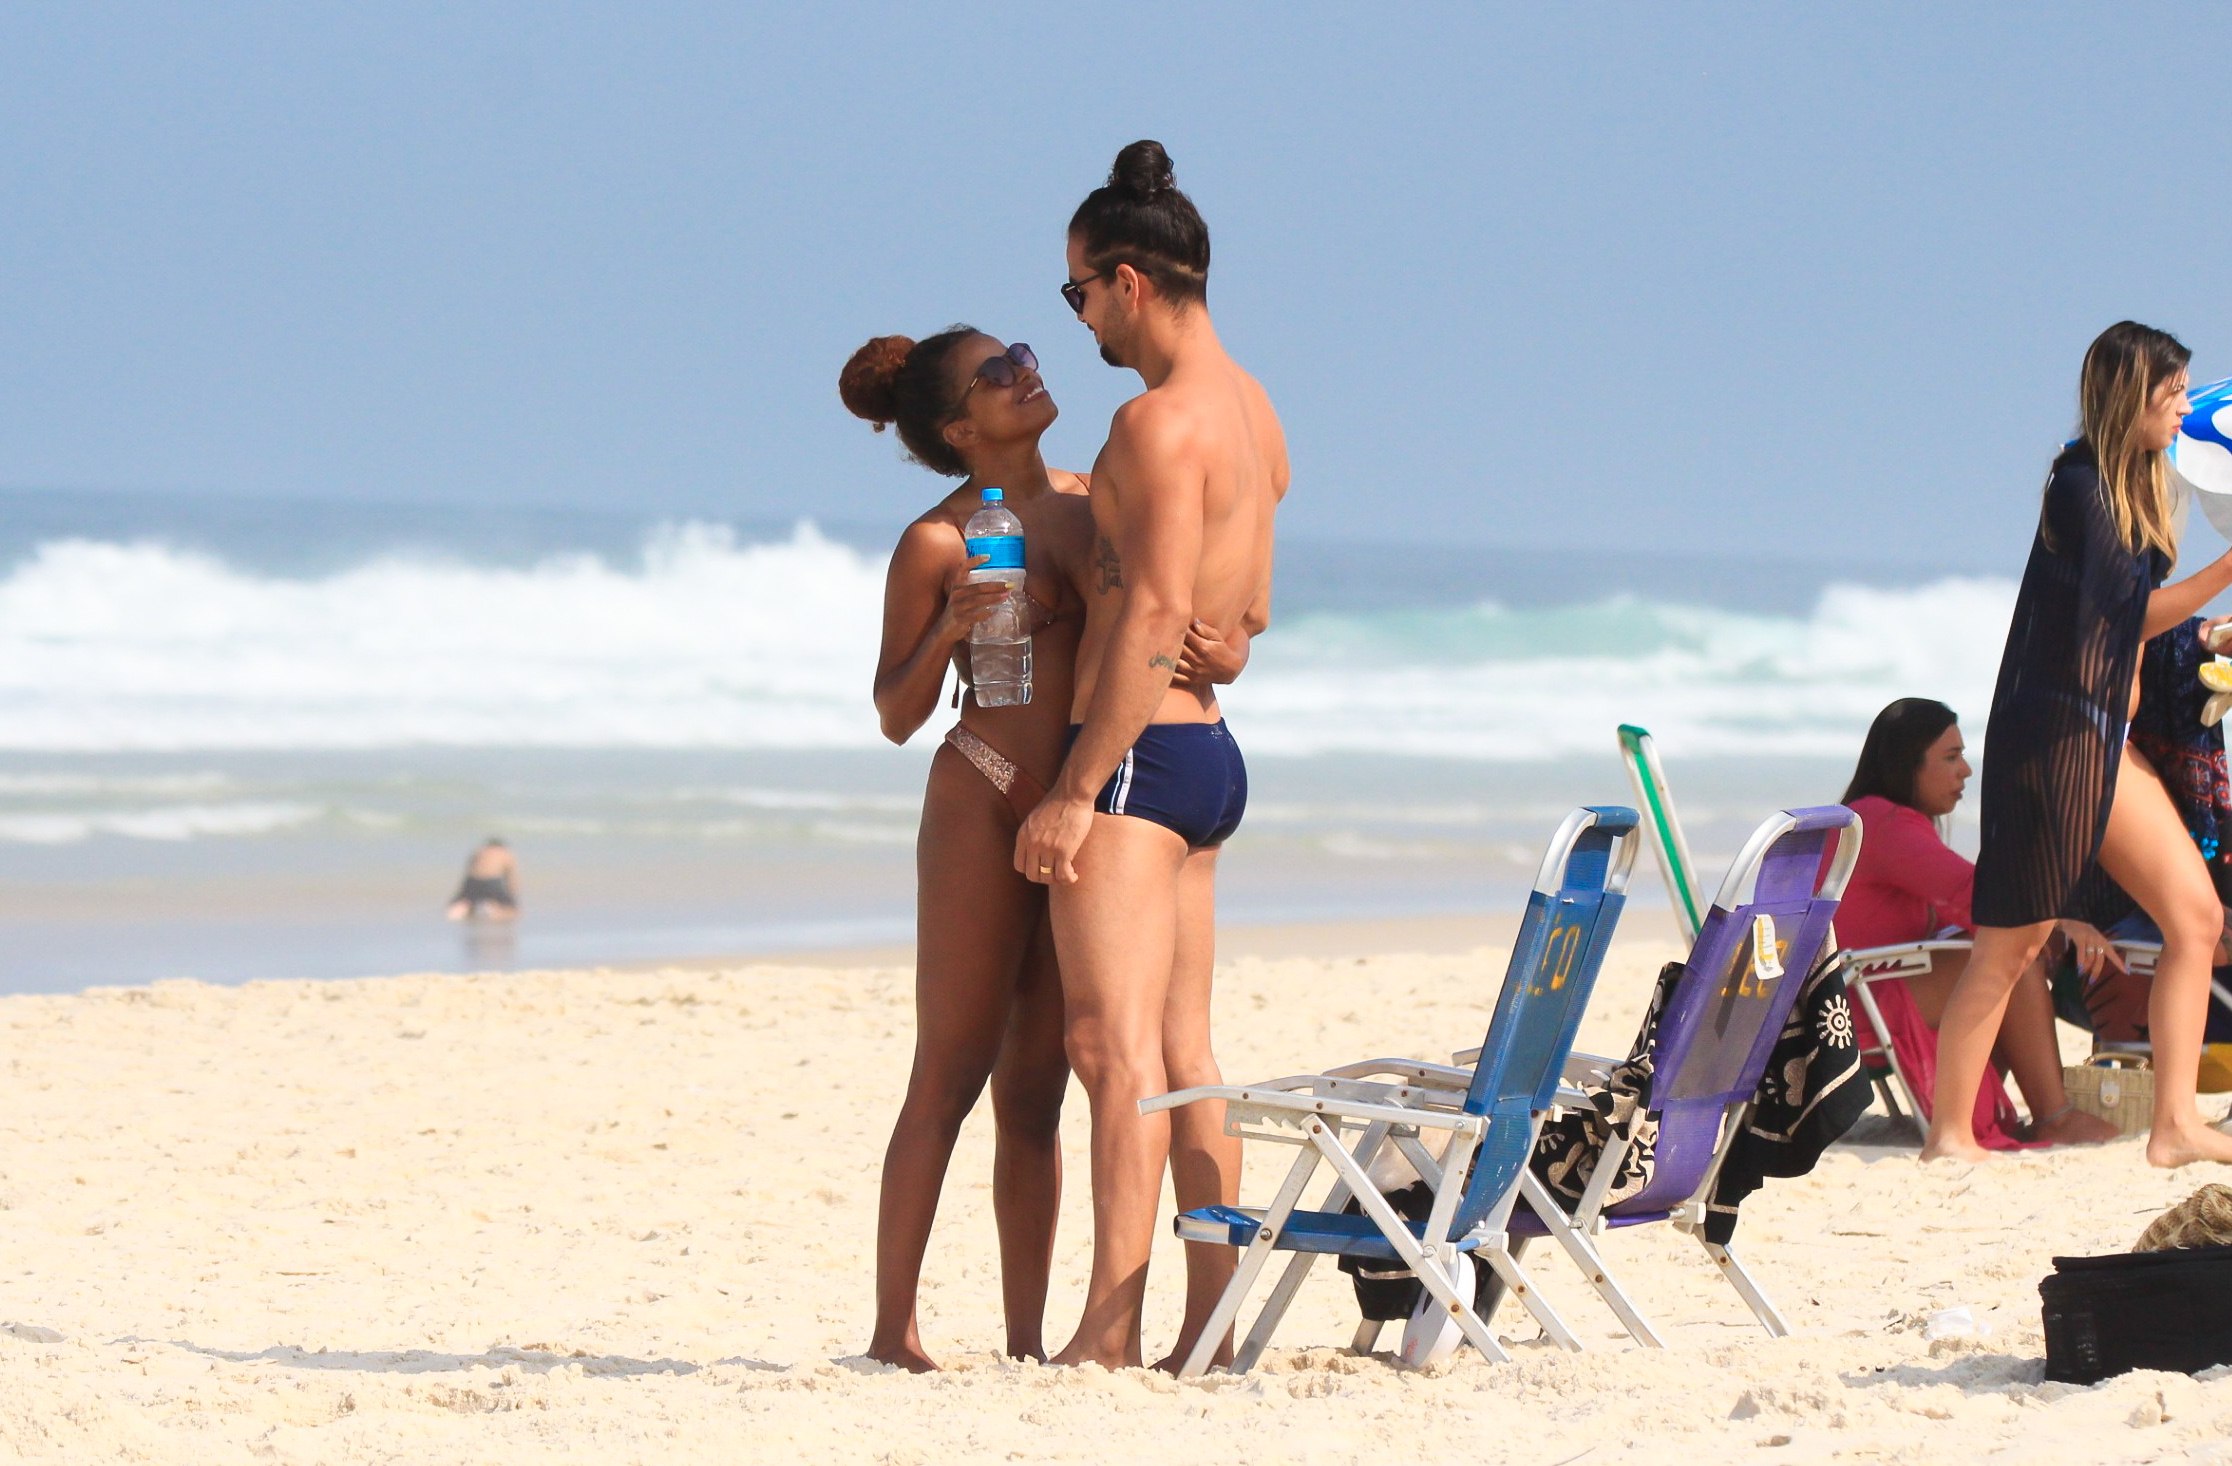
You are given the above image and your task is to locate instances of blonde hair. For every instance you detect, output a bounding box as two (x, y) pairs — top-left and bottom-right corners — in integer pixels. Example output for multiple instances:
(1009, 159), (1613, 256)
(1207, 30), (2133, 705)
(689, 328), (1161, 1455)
(2075, 320), (2190, 560)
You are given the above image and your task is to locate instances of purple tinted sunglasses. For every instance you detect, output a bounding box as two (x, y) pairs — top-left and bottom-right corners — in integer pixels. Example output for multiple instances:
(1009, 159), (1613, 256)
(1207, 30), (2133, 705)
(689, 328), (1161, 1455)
(953, 344), (1038, 414)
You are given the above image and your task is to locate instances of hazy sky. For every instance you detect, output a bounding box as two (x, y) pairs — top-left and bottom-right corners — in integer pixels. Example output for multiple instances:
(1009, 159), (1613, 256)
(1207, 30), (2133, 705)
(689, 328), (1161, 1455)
(3, 4), (2229, 571)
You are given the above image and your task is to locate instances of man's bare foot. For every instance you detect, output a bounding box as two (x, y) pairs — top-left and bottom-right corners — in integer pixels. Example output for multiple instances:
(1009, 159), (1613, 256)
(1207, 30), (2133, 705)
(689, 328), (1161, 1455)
(2025, 1106), (2120, 1147)
(2145, 1117), (2232, 1169)
(866, 1338), (939, 1373)
(1918, 1133), (1993, 1163)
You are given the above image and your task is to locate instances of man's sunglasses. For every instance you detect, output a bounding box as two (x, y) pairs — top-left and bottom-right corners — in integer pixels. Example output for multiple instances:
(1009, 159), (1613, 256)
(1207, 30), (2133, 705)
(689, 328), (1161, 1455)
(951, 344), (1038, 415)
(1059, 272), (1106, 314)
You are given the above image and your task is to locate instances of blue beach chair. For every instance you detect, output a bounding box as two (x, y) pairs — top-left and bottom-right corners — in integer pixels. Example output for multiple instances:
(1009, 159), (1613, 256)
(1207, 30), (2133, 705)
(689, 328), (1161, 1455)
(1485, 805), (1860, 1347)
(1140, 805), (1641, 1376)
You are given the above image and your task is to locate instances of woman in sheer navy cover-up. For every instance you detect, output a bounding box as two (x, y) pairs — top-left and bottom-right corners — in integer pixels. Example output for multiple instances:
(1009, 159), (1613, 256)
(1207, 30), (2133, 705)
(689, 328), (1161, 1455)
(1928, 321), (2232, 1166)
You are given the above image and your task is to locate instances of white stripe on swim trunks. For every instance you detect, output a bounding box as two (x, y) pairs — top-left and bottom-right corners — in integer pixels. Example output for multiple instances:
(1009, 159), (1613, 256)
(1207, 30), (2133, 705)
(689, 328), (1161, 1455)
(1113, 748), (1134, 816)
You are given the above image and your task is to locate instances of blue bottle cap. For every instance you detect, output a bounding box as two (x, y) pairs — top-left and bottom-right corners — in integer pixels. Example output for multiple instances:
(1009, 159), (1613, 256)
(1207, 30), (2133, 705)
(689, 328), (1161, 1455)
(981, 487), (1004, 502)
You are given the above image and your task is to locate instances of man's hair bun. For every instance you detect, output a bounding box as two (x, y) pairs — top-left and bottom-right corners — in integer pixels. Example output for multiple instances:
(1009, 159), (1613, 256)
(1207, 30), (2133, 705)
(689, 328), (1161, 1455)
(1069, 141), (1209, 306)
(838, 334), (916, 429)
(1109, 139), (1176, 201)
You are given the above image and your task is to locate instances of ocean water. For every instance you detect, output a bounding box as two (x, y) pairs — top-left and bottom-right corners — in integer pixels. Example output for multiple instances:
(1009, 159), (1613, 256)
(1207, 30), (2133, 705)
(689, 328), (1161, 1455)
(0, 491), (1998, 992)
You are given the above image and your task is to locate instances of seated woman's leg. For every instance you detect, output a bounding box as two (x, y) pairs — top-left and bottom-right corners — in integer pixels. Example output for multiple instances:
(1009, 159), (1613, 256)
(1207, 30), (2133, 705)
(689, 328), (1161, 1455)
(1924, 922), (2055, 1160)
(2096, 745), (2232, 1167)
(1996, 961), (2118, 1142)
(1904, 948), (2114, 1144)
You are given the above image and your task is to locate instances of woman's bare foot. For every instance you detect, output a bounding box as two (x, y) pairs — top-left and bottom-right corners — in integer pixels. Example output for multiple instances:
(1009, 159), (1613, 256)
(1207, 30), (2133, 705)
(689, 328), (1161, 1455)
(1918, 1132), (1993, 1163)
(867, 1337), (939, 1373)
(2145, 1116), (2232, 1169)
(2025, 1106), (2121, 1146)
(1151, 1341), (1232, 1376)
(1051, 1329), (1140, 1370)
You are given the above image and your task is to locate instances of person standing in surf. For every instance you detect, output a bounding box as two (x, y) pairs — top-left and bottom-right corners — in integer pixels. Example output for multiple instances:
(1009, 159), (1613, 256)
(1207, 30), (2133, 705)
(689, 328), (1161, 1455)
(1927, 321), (2232, 1167)
(1014, 141), (1287, 1370)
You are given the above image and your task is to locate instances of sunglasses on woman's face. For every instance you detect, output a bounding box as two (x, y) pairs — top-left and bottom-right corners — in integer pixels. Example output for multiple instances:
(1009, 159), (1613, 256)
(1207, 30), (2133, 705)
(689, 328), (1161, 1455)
(954, 344), (1038, 413)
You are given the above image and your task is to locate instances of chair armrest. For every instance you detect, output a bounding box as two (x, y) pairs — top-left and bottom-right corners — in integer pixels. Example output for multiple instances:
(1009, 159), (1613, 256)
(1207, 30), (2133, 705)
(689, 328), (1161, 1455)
(2112, 939), (2162, 978)
(1562, 1051), (1618, 1086)
(1140, 1082), (1484, 1134)
(1838, 940), (1970, 984)
(1454, 1049), (1613, 1091)
(1322, 1057), (1474, 1090)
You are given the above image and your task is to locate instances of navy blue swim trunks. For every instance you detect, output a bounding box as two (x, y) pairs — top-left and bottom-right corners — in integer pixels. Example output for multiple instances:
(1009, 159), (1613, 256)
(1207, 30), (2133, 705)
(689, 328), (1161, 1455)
(1066, 720), (1248, 849)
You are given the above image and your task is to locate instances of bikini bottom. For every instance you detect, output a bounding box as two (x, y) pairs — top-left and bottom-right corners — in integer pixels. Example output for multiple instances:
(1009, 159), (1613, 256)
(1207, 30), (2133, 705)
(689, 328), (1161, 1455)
(943, 725), (1047, 823)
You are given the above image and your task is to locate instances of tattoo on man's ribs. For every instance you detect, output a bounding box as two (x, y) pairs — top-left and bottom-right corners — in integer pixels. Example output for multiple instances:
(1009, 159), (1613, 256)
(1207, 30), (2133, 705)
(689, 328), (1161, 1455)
(1093, 534), (1124, 593)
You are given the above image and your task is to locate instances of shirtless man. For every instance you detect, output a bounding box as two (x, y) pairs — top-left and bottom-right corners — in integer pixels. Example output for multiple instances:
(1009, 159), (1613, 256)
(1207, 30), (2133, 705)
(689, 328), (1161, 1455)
(1014, 140), (1287, 1370)
(446, 838), (518, 921)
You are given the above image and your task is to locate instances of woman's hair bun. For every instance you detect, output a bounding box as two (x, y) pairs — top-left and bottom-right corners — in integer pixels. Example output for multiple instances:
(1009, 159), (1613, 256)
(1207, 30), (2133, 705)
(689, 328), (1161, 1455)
(1109, 139), (1175, 201)
(838, 334), (916, 429)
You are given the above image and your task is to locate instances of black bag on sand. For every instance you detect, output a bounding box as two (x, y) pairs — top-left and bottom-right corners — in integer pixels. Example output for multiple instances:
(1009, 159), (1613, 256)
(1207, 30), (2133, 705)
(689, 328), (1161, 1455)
(2040, 1244), (2232, 1384)
(1336, 1183), (1502, 1322)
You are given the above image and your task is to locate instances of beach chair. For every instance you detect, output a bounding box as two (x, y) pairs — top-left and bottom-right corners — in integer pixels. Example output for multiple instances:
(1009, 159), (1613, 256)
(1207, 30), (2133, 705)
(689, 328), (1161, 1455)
(1140, 805), (1642, 1376)
(1486, 804), (1860, 1346)
(1619, 722), (1929, 1125)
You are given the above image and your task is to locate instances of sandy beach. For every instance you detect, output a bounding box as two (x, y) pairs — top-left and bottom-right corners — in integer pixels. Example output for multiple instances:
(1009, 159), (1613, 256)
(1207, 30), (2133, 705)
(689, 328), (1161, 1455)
(3, 919), (2230, 1465)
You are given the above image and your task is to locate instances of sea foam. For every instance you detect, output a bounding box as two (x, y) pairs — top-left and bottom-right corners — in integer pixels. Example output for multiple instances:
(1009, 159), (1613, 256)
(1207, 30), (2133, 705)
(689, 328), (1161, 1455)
(0, 521), (2011, 757)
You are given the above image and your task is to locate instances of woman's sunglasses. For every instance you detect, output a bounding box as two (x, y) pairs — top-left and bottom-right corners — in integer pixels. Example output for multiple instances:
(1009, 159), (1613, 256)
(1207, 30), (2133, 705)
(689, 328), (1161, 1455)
(951, 344), (1038, 415)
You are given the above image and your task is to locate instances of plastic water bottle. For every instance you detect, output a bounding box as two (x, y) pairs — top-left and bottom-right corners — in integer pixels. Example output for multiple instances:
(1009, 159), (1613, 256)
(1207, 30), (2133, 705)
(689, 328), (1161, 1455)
(962, 487), (1031, 707)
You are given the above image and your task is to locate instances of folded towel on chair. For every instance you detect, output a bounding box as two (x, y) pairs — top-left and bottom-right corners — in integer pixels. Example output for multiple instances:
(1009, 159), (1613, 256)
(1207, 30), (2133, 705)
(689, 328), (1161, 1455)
(1526, 954), (1871, 1243)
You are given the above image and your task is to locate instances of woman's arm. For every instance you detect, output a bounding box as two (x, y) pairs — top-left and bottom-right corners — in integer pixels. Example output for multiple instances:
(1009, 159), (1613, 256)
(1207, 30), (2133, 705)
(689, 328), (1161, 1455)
(872, 522), (1005, 744)
(2144, 548), (2232, 639)
(1175, 619), (1251, 685)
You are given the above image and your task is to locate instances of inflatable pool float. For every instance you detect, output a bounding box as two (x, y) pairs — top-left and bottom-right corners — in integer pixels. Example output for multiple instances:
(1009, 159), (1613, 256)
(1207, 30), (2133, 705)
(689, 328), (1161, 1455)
(2171, 375), (2232, 539)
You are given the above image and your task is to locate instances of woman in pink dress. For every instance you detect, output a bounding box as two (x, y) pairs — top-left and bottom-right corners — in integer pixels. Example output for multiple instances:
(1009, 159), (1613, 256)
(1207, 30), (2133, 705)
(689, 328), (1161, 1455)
(1839, 698), (2120, 1147)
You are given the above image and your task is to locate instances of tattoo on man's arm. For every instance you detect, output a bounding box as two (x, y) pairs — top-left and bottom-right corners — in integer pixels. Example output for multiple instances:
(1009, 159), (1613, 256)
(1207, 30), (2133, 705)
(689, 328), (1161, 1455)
(1094, 534), (1124, 594)
(1148, 652), (1177, 672)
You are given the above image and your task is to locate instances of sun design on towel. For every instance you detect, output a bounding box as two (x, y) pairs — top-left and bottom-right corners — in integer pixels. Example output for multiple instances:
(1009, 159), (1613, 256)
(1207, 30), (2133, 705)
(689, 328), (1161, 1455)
(1816, 993), (1856, 1050)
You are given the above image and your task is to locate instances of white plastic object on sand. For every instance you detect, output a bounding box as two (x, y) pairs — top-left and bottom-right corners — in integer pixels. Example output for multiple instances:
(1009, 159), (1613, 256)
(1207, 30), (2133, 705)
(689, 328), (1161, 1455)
(1399, 1253), (1476, 1368)
(1922, 1305), (1989, 1341)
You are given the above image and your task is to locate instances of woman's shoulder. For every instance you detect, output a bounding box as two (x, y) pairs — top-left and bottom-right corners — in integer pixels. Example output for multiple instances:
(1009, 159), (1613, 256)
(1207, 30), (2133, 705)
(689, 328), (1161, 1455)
(2042, 443), (2100, 500)
(890, 501), (970, 569)
(1848, 794), (1933, 834)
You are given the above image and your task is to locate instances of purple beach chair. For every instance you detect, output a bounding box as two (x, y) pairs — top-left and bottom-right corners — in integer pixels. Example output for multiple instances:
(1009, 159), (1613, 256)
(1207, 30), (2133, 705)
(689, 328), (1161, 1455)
(1481, 804), (1860, 1348)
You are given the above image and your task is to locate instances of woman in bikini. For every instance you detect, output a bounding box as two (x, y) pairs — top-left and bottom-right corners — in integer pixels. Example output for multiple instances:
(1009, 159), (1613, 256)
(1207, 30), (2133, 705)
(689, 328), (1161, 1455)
(1928, 321), (2232, 1166)
(842, 327), (1245, 1370)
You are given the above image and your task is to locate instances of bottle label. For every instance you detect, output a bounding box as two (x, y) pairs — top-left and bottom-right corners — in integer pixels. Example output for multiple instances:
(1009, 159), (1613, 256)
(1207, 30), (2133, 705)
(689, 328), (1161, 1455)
(965, 534), (1025, 571)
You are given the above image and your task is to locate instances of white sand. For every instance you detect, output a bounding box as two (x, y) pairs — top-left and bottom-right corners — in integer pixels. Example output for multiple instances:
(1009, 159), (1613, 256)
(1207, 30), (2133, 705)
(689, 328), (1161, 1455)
(3, 929), (2231, 1465)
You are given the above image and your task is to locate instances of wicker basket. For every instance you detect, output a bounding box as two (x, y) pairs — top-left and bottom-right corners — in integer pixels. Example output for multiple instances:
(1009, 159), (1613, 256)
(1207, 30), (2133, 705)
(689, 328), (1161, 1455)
(2063, 1058), (2154, 1136)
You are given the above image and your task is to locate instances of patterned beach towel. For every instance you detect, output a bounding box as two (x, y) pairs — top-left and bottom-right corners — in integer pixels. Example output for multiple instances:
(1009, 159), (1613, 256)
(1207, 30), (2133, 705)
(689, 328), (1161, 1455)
(1526, 953), (1870, 1243)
